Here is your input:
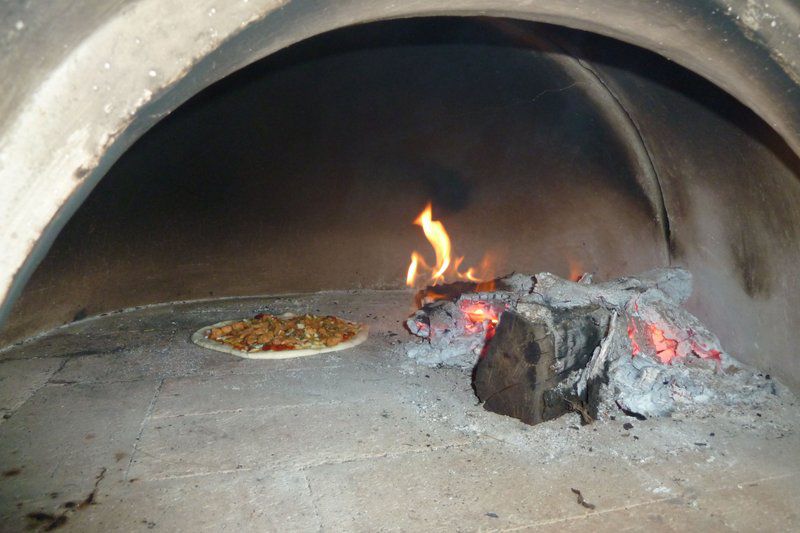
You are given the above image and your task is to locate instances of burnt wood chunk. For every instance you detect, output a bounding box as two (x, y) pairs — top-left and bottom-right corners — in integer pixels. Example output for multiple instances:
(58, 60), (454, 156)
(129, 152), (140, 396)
(473, 304), (609, 425)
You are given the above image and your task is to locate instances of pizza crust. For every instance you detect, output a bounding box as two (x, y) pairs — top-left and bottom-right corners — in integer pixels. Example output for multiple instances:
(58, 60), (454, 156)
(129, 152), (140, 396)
(191, 316), (369, 359)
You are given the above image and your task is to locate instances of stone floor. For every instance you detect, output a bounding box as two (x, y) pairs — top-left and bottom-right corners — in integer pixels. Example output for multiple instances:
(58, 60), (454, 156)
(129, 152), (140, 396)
(0, 290), (798, 532)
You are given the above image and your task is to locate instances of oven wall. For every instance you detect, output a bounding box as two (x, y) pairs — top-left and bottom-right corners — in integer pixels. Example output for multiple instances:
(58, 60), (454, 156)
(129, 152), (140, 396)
(0, 21), (667, 346)
(577, 33), (800, 387)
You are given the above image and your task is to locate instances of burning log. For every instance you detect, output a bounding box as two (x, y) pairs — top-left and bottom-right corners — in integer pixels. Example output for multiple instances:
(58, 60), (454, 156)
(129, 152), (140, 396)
(404, 273), (534, 367)
(533, 267), (692, 308)
(405, 267), (732, 423)
(473, 304), (609, 425)
(400, 202), (758, 424)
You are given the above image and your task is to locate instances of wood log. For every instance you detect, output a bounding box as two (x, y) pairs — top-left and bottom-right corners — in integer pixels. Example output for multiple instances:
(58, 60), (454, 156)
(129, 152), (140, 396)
(473, 303), (610, 425)
(530, 267), (692, 308)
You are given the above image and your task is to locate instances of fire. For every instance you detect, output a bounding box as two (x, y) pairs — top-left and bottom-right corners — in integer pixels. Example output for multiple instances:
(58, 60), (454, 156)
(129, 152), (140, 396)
(463, 302), (501, 326)
(405, 254), (419, 287)
(628, 318), (678, 363)
(567, 258), (585, 282)
(648, 324), (679, 364)
(460, 299), (505, 358)
(627, 319), (642, 356)
(406, 203), (451, 285)
(406, 203), (493, 287)
(628, 318), (724, 365)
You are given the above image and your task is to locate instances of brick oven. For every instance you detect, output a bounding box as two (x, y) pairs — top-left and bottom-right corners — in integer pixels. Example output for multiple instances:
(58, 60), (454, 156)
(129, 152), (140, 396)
(1, 2), (799, 530)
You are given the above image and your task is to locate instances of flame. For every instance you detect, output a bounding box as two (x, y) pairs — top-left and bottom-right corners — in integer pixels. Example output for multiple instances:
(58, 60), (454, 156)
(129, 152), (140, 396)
(406, 203), (493, 287)
(406, 254), (419, 287)
(463, 304), (500, 326)
(568, 258), (585, 282)
(461, 300), (505, 358)
(462, 301), (500, 331)
(405, 203), (448, 287)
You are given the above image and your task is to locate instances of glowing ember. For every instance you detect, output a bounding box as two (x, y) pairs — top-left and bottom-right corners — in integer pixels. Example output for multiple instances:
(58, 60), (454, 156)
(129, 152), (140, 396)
(648, 324), (679, 364)
(406, 203), (493, 288)
(461, 300), (503, 330)
(627, 315), (722, 365)
(627, 319), (642, 356)
(459, 299), (505, 358)
(627, 318), (680, 363)
(464, 305), (497, 324)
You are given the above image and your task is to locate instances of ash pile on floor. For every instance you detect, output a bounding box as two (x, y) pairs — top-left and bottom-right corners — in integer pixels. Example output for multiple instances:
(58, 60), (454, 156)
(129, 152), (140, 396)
(405, 268), (788, 423)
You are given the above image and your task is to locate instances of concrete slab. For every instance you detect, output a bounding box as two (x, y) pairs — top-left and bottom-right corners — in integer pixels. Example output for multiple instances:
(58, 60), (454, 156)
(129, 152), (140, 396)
(539, 472), (800, 532)
(37, 291), (412, 383)
(0, 380), (158, 504)
(306, 442), (667, 531)
(23, 469), (321, 533)
(0, 357), (63, 421)
(151, 362), (462, 419)
(0, 292), (798, 531)
(129, 400), (471, 480)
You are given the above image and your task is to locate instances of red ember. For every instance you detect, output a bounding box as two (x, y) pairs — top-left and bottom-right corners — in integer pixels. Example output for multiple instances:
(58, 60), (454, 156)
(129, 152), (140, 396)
(627, 317), (722, 365)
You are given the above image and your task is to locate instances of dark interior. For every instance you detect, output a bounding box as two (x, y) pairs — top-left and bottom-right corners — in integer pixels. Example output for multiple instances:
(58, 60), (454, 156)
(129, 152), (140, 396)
(3, 17), (800, 390)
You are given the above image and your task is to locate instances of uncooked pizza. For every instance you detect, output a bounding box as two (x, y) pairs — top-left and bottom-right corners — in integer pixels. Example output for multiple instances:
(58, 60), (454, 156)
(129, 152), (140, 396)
(191, 312), (368, 359)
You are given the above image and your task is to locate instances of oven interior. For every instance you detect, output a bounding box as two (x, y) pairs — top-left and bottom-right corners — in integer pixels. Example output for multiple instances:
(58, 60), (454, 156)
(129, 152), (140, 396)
(1, 17), (799, 530)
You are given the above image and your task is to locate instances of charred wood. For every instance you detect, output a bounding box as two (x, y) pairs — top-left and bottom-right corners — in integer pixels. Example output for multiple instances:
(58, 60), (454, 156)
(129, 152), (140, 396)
(473, 304), (609, 425)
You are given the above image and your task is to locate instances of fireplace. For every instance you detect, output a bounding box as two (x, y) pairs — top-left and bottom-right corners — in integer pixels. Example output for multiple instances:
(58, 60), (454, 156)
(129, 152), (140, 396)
(1, 4), (799, 531)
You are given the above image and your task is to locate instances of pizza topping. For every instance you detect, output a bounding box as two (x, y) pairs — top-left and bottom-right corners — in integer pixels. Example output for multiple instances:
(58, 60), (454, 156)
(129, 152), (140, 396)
(206, 313), (361, 352)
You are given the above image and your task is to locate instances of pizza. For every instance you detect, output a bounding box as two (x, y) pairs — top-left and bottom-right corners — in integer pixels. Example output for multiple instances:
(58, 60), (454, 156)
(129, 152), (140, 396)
(191, 312), (368, 359)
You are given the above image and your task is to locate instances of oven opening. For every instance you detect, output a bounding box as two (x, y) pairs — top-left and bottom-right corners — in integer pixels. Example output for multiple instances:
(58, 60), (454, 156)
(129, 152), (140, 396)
(2, 15), (799, 531)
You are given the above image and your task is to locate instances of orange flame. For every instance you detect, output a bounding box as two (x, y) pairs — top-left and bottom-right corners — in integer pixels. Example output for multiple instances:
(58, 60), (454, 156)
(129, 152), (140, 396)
(414, 203), (451, 282)
(567, 258), (585, 282)
(463, 303), (500, 325)
(406, 203), (493, 288)
(406, 254), (419, 287)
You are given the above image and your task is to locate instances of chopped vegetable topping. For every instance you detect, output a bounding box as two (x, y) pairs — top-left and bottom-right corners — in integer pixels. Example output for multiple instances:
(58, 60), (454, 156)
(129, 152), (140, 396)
(207, 313), (360, 352)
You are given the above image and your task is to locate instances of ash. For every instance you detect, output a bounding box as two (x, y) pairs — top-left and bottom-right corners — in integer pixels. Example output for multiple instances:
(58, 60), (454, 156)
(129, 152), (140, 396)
(405, 268), (786, 419)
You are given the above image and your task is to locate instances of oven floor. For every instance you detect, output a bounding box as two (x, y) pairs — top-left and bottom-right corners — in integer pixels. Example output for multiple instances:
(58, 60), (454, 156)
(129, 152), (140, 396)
(1, 290), (798, 531)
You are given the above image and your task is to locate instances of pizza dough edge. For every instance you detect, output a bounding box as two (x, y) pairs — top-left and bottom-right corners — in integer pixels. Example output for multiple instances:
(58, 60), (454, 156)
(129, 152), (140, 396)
(191, 318), (369, 359)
